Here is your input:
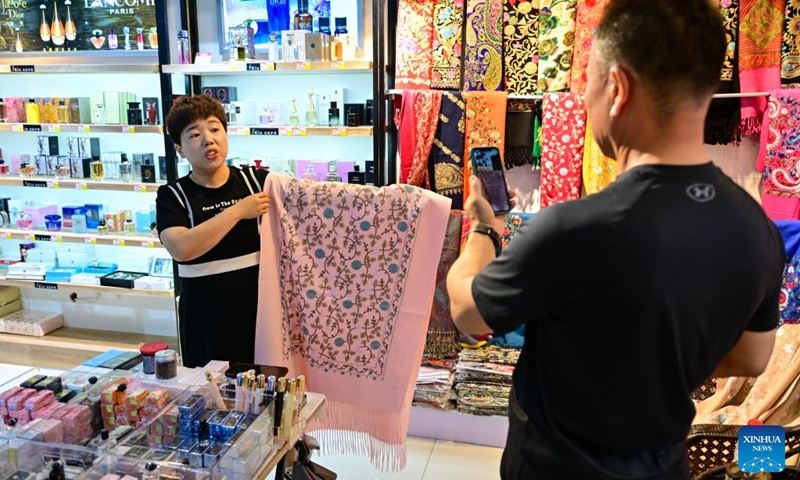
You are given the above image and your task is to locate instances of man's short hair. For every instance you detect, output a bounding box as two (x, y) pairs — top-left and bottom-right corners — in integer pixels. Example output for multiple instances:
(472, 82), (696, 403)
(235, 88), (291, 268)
(595, 0), (726, 118)
(165, 95), (227, 146)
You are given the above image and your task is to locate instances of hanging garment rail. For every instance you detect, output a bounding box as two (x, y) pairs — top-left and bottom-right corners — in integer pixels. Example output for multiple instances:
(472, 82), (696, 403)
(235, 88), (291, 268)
(384, 90), (772, 99)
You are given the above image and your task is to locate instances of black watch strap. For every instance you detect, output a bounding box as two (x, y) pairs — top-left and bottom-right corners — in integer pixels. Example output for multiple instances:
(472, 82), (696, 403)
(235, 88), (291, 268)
(471, 224), (502, 256)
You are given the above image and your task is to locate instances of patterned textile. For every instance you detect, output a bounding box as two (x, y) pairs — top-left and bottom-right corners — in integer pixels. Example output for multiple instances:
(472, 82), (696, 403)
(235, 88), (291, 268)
(706, 1), (741, 145)
(255, 175), (451, 472)
(782, 0), (800, 81)
(533, 106), (543, 167)
(425, 211), (465, 360)
(463, 91), (508, 206)
(396, 0), (434, 90)
(504, 100), (537, 168)
(540, 93), (587, 208)
(460, 213), (471, 251)
(757, 89), (800, 220)
(537, 0), (577, 93)
(582, 119), (617, 195)
(501, 212), (534, 249)
(432, 0), (465, 89)
(775, 221), (800, 325)
(503, 0), (540, 95)
(570, 0), (607, 93)
(739, 0), (785, 136)
(464, 0), (504, 91)
(429, 92), (467, 210)
(721, 0), (740, 83)
(691, 378), (717, 403)
(398, 90), (443, 187)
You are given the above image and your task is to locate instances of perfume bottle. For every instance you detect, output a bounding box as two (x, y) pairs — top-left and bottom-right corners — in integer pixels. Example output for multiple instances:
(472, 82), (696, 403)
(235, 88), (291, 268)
(93, 104), (107, 124)
(64, 0), (76, 41)
(301, 165), (319, 181)
(124, 213), (136, 236)
(348, 165), (366, 185)
(294, 0), (313, 31)
(0, 160), (9, 177)
(39, 4), (51, 42)
(51, 2), (65, 46)
(90, 159), (105, 181)
(57, 99), (69, 124)
(145, 101), (158, 125)
(14, 29), (22, 53)
(18, 163), (34, 178)
(127, 102), (142, 125)
(289, 98), (300, 127)
(123, 26), (131, 50)
(325, 164), (341, 182)
(16, 211), (32, 230)
(334, 17), (352, 60)
(136, 27), (144, 50)
(319, 17), (331, 35)
(305, 92), (317, 126)
(328, 101), (340, 127)
(149, 27), (158, 49)
(91, 30), (105, 49)
(97, 220), (108, 235)
(70, 101), (80, 123)
(331, 36), (342, 62)
(54, 163), (70, 180)
(282, 166), (296, 178)
(119, 157), (132, 181)
(235, 35), (246, 61)
(177, 30), (190, 64)
(25, 99), (40, 124)
(268, 33), (280, 62)
(108, 28), (118, 49)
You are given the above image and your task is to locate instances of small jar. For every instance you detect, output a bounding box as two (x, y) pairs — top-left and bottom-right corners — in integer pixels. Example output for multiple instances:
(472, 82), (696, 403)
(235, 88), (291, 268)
(44, 214), (62, 232)
(18, 162), (34, 177)
(155, 349), (178, 380)
(54, 164), (70, 180)
(140, 342), (169, 375)
(97, 220), (108, 235)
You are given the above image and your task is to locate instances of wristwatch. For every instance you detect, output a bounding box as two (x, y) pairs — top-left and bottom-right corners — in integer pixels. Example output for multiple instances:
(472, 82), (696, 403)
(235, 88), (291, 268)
(471, 224), (502, 257)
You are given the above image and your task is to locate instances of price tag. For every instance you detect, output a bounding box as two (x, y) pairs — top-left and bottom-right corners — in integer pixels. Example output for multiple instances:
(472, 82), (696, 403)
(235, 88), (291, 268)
(75, 182), (87, 190)
(265, 63), (276, 71)
(113, 238), (126, 247)
(47, 181), (58, 189)
(22, 124), (42, 132)
(293, 127), (307, 136)
(84, 237), (97, 245)
(250, 127), (279, 136)
(77, 125), (91, 133)
(141, 241), (155, 249)
(246, 62), (262, 71)
(282, 128), (292, 137)
(11, 124), (22, 132)
(47, 124), (61, 133)
(25, 234), (35, 241)
(122, 126), (136, 134)
(296, 62), (311, 71)
(332, 61), (346, 70)
(331, 128), (347, 137)
(0, 232), (11, 240)
(50, 235), (62, 243)
(133, 185), (147, 193)
(34, 282), (58, 290)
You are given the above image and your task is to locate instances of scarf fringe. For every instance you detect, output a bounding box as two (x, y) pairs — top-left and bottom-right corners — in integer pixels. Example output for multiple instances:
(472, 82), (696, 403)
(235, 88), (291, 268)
(308, 400), (409, 473)
(738, 115), (763, 138)
(423, 330), (461, 359)
(704, 124), (741, 146)
(504, 146), (536, 169)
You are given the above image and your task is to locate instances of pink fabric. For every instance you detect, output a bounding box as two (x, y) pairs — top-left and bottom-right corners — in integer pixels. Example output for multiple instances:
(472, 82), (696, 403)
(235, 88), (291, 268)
(740, 69), (780, 136)
(758, 89), (800, 219)
(254, 175), (451, 472)
(540, 93), (587, 208)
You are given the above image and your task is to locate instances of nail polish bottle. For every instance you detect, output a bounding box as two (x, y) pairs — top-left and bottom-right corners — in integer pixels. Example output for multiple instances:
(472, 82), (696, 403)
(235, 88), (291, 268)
(108, 28), (118, 50)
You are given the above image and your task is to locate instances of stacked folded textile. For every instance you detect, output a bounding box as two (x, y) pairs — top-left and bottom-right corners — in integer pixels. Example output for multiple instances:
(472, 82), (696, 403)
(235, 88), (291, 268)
(454, 346), (518, 416)
(413, 364), (456, 410)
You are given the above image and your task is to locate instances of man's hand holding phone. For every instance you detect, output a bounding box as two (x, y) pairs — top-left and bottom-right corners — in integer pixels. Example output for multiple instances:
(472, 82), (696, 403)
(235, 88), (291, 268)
(466, 176), (517, 235)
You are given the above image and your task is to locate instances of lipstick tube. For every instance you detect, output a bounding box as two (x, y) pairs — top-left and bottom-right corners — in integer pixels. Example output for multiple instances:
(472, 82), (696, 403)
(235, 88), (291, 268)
(234, 373), (245, 412)
(274, 378), (286, 436)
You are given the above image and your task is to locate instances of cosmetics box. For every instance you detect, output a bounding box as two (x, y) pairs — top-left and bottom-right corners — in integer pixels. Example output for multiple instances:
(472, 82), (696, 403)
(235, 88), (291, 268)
(23, 204), (58, 229)
(4, 97), (25, 123)
(117, 253), (152, 274)
(70, 273), (102, 285)
(132, 153), (154, 180)
(204, 86), (238, 104)
(69, 157), (92, 179)
(27, 250), (57, 265)
(135, 208), (155, 233)
(65, 137), (79, 156)
(281, 30), (306, 62)
(6, 262), (52, 280)
(142, 97), (161, 125)
(105, 211), (125, 232)
(365, 160), (374, 184)
(69, 98), (93, 124)
(46, 156), (60, 175)
(78, 138), (101, 159)
(103, 92), (124, 124)
(2, 310), (63, 336)
(80, 204), (103, 229)
(344, 103), (365, 126)
(45, 267), (82, 283)
(365, 99), (374, 125)
(61, 206), (83, 228)
(304, 33), (330, 61)
(100, 271), (147, 289)
(140, 160), (157, 184)
(38, 98), (58, 124)
(83, 262), (118, 276)
(37, 136), (59, 156)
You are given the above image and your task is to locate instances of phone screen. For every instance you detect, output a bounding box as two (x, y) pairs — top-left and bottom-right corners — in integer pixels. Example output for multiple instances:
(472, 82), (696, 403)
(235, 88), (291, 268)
(470, 147), (511, 214)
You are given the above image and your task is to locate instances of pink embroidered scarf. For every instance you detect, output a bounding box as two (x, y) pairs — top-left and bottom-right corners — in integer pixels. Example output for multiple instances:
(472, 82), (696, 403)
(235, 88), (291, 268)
(254, 175), (451, 472)
(757, 89), (800, 220)
(540, 92), (587, 208)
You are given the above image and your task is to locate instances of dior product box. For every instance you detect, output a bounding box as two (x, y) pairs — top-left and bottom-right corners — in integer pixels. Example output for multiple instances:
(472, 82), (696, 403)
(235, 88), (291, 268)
(344, 103), (364, 127)
(304, 33), (330, 61)
(281, 30), (308, 61)
(201, 86), (238, 104)
(37, 136), (59, 156)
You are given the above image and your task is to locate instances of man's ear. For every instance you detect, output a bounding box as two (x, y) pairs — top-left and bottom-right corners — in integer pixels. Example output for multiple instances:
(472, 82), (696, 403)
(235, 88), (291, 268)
(174, 144), (184, 158)
(607, 65), (632, 118)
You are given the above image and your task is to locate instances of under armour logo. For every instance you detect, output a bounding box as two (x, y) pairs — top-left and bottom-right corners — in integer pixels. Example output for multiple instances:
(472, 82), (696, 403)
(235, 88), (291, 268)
(686, 183), (716, 203)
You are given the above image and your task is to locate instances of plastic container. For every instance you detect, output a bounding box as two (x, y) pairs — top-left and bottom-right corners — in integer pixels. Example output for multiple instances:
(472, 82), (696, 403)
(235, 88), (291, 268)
(139, 343), (169, 375)
(155, 350), (177, 380)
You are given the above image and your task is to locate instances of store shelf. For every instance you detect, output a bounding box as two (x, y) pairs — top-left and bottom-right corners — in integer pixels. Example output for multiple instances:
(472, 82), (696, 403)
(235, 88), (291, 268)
(162, 60), (373, 75)
(227, 125), (373, 137)
(0, 277), (174, 298)
(0, 64), (159, 74)
(0, 123), (163, 134)
(0, 175), (164, 193)
(0, 228), (162, 249)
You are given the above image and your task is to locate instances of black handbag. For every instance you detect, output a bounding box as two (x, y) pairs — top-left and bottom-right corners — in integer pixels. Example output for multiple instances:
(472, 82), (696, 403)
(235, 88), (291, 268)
(291, 435), (337, 480)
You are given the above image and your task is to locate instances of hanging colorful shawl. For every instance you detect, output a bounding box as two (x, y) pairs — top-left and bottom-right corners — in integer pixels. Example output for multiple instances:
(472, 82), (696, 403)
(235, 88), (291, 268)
(432, 0), (465, 89)
(705, 0), (741, 145)
(395, 0), (435, 90)
(582, 119), (617, 195)
(397, 90), (443, 187)
(775, 220), (800, 326)
(782, 0), (800, 82)
(429, 92), (467, 209)
(504, 99), (537, 168)
(533, 106), (543, 168)
(426, 211), (465, 359)
(537, 0), (577, 93)
(464, 0), (504, 91)
(540, 93), (586, 208)
(570, 0), (607, 93)
(254, 176), (451, 472)
(757, 89), (800, 220)
(738, 0), (785, 136)
(463, 91), (508, 205)
(503, 0), (540, 95)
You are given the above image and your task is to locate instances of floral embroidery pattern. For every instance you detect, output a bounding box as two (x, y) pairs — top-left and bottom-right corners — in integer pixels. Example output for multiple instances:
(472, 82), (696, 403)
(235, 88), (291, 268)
(463, 91), (508, 205)
(582, 119), (617, 195)
(783, 0), (800, 79)
(537, 0), (577, 92)
(762, 93), (800, 198)
(432, 0), (465, 89)
(426, 211), (465, 359)
(407, 91), (444, 189)
(740, 0), (784, 71)
(570, 0), (607, 92)
(540, 93), (586, 208)
(781, 256), (800, 325)
(464, 0), (505, 91)
(720, 0), (739, 82)
(501, 213), (533, 249)
(503, 0), (540, 95)
(430, 92), (467, 210)
(277, 180), (424, 379)
(396, 0), (434, 89)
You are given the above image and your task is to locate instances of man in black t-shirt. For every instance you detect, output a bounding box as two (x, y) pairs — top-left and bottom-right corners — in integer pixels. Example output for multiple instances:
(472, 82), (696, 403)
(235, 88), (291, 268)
(447, 1), (786, 479)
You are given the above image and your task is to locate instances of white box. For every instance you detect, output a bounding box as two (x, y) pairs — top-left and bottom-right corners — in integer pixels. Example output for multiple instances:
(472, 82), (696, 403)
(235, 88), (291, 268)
(116, 253), (152, 274)
(134, 276), (172, 291)
(27, 250), (58, 265)
(70, 273), (102, 286)
(1, 310), (63, 337)
(8, 262), (53, 276)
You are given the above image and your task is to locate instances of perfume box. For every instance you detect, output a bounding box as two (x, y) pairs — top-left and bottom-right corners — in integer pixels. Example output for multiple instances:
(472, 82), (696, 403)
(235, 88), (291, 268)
(203, 86), (237, 104)
(45, 267), (82, 283)
(140, 160), (157, 184)
(37, 136), (59, 156)
(24, 205), (58, 229)
(27, 249), (57, 265)
(61, 206), (83, 228)
(32, 156), (49, 176)
(4, 98), (25, 123)
(77, 138), (101, 159)
(70, 98), (92, 124)
(282, 30), (308, 62)
(11, 154), (30, 174)
(71, 273), (102, 286)
(103, 92), (123, 124)
(304, 33), (330, 61)
(65, 137), (78, 157)
(365, 99), (374, 125)
(100, 271), (147, 289)
(260, 103), (283, 126)
(344, 104), (364, 126)
(69, 157), (92, 179)
(84, 204), (104, 229)
(105, 212), (125, 233)
(141, 97), (160, 125)
(57, 251), (97, 269)
(365, 160), (374, 184)
(47, 156), (60, 176)
(82, 262), (117, 276)
(90, 92), (105, 123)
(134, 276), (172, 291)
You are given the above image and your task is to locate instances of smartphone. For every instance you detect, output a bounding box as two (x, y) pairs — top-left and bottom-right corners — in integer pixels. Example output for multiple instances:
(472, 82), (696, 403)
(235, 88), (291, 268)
(469, 146), (512, 214)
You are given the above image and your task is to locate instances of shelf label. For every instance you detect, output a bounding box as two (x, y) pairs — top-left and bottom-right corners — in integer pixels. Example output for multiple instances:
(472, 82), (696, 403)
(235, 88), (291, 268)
(47, 124), (61, 133)
(331, 61), (346, 70)
(113, 238), (126, 247)
(331, 128), (347, 137)
(296, 62), (311, 71)
(77, 125), (91, 133)
(11, 124), (22, 132)
(246, 62), (261, 71)
(22, 180), (48, 188)
(122, 126), (136, 134)
(250, 127), (279, 136)
(84, 236), (97, 245)
(75, 182), (88, 191)
(281, 127), (292, 136)
(34, 234), (51, 242)
(47, 181), (58, 189)
(11, 65), (35, 73)
(50, 235), (62, 243)
(133, 185), (147, 193)
(0, 232), (10, 240)
(34, 282), (58, 290)
(292, 127), (306, 136)
(247, 62), (275, 71)
(142, 241), (155, 248)
(266, 63), (276, 71)
(22, 124), (42, 132)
